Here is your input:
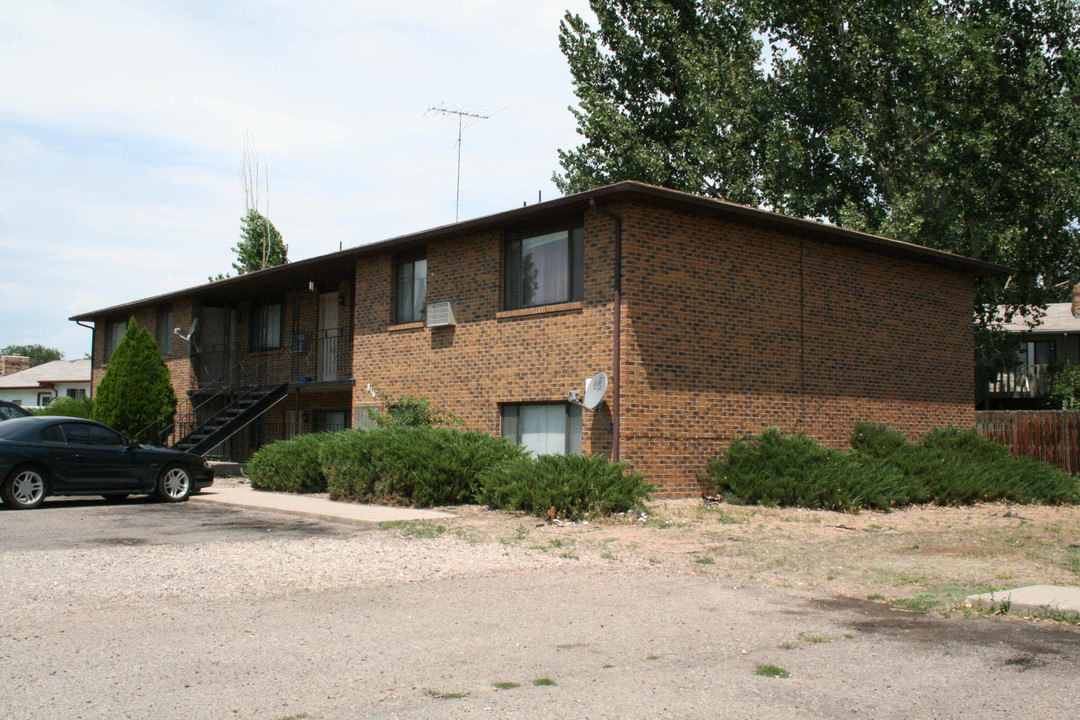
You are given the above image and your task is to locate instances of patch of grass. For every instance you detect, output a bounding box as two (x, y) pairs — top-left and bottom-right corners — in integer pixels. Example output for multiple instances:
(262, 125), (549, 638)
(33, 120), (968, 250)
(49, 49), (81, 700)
(559, 552), (579, 560)
(493, 682), (519, 690)
(646, 654), (660, 660)
(601, 552), (616, 560)
(798, 633), (833, 644)
(275, 714), (310, 720)
(1063, 546), (1080, 575)
(894, 572), (930, 585)
(602, 663), (615, 669)
(778, 642), (797, 650)
(755, 664), (790, 678)
(378, 520), (446, 538)
(549, 539), (565, 548)
(424, 690), (468, 700)
(866, 594), (885, 601)
(695, 556), (715, 565)
(532, 678), (557, 686)
(648, 557), (662, 564)
(893, 583), (1005, 614)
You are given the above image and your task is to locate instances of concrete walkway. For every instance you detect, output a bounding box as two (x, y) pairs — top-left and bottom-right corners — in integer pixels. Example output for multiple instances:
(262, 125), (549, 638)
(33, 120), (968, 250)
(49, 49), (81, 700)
(967, 585), (1080, 619)
(191, 485), (454, 526)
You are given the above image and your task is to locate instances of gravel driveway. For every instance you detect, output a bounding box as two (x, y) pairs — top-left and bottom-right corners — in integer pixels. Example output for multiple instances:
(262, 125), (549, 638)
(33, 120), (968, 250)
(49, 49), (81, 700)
(2, 501), (1078, 719)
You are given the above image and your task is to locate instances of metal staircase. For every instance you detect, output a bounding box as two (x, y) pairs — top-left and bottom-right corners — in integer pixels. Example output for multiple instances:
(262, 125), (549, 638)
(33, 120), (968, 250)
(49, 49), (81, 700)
(172, 383), (289, 456)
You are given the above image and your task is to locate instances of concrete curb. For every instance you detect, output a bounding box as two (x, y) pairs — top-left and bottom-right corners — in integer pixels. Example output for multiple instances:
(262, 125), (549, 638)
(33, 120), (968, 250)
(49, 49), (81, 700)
(966, 585), (1080, 620)
(190, 485), (454, 526)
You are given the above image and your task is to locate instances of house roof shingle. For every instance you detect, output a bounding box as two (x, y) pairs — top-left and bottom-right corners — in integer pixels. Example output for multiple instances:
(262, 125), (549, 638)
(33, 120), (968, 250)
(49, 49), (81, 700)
(0, 359), (92, 389)
(1002, 303), (1080, 334)
(70, 181), (1013, 322)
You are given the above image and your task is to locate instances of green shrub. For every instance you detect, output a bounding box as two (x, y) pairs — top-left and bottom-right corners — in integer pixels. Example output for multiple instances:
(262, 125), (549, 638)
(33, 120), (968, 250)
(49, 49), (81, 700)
(93, 318), (177, 443)
(323, 426), (525, 507)
(32, 396), (95, 418)
(248, 433), (332, 493)
(1050, 365), (1080, 408)
(852, 422), (1080, 505)
(478, 453), (653, 520)
(366, 387), (461, 428)
(701, 428), (912, 511)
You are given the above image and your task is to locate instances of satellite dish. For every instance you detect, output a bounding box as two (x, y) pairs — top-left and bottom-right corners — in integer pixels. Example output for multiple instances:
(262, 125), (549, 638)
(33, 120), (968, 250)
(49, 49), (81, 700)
(173, 319), (200, 351)
(582, 372), (608, 411)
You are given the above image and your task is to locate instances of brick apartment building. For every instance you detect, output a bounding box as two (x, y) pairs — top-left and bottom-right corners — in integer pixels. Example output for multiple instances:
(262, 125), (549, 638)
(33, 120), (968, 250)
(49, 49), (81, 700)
(71, 182), (1008, 494)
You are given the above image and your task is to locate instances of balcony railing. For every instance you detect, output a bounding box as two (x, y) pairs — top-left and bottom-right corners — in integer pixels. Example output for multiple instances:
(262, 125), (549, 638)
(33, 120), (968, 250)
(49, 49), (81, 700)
(987, 364), (1055, 398)
(194, 325), (352, 390)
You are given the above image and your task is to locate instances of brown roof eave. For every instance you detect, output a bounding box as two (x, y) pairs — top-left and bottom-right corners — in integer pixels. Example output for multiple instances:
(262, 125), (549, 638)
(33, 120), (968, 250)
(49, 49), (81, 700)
(70, 181), (1011, 322)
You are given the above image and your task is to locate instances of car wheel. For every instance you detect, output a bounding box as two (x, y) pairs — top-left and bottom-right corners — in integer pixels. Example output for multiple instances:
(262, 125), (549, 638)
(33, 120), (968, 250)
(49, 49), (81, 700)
(2, 466), (48, 510)
(156, 465), (192, 502)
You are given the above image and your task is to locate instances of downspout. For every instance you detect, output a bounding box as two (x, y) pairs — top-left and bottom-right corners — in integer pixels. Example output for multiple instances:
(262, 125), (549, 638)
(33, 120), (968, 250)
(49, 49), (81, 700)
(76, 320), (95, 397)
(589, 199), (622, 462)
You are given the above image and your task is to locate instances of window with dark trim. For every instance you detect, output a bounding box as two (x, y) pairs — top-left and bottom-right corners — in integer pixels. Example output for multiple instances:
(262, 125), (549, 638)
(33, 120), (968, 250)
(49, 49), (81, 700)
(395, 256), (427, 324)
(251, 302), (283, 349)
(500, 403), (582, 456)
(105, 319), (127, 363)
(157, 307), (173, 355)
(504, 224), (584, 310)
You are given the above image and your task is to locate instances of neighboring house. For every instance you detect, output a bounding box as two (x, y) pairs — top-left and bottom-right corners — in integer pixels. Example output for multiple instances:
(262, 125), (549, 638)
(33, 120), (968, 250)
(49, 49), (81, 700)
(985, 296), (1080, 409)
(70, 182), (1007, 495)
(0, 359), (92, 409)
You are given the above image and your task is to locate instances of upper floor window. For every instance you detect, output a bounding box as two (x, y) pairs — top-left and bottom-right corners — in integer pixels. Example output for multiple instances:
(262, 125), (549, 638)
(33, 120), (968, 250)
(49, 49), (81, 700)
(504, 225), (584, 310)
(105, 319), (127, 363)
(251, 302), (283, 349)
(157, 307), (173, 355)
(395, 256), (427, 324)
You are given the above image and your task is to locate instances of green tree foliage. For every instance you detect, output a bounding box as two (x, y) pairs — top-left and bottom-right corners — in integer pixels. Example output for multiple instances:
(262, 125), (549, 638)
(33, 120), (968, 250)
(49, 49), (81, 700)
(231, 209), (288, 275)
(557, 0), (1080, 330)
(92, 318), (177, 443)
(0, 344), (63, 366)
(31, 396), (94, 418)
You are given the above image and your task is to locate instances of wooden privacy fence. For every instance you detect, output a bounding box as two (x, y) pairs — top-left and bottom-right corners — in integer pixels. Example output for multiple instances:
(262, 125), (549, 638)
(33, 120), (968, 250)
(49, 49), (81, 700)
(975, 410), (1080, 476)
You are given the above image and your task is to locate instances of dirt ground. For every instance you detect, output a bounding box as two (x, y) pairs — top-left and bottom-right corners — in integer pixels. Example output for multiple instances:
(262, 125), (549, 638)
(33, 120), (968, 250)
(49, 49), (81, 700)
(430, 497), (1080, 619)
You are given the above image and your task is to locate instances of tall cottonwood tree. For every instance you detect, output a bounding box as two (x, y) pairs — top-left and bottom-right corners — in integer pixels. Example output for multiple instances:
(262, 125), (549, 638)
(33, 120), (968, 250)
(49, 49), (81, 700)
(557, 0), (1080, 338)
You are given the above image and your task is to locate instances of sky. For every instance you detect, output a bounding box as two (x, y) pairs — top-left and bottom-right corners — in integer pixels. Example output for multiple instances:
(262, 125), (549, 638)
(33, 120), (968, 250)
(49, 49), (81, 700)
(0, 0), (594, 358)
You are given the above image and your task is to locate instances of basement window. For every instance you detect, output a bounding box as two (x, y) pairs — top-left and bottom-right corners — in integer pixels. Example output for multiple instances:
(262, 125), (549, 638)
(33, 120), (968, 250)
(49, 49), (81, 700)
(500, 403), (582, 456)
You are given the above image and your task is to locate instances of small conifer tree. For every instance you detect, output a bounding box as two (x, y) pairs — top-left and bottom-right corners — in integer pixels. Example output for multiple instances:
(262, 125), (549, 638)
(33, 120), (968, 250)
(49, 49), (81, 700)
(93, 318), (177, 443)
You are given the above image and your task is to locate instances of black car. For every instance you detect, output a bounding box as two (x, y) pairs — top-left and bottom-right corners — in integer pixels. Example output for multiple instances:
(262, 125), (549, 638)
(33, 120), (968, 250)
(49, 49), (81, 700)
(0, 416), (213, 510)
(0, 400), (32, 422)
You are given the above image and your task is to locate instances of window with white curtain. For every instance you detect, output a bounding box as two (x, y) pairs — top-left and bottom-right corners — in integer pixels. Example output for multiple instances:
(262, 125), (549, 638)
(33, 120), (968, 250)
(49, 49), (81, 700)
(500, 403), (582, 456)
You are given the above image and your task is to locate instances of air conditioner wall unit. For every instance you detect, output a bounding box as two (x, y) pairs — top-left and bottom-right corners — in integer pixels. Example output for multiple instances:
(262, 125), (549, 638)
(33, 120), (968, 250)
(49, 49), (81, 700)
(426, 301), (458, 328)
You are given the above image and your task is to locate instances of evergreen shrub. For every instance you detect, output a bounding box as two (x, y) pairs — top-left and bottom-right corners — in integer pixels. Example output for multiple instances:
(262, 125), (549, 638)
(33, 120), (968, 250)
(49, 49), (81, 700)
(700, 428), (912, 511)
(248, 433), (332, 493)
(478, 453), (652, 520)
(853, 422), (1080, 505)
(92, 318), (177, 443)
(323, 426), (526, 507)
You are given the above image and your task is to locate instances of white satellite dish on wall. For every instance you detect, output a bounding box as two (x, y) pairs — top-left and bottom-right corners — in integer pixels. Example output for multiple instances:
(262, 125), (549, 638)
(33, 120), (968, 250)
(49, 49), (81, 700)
(582, 372), (609, 411)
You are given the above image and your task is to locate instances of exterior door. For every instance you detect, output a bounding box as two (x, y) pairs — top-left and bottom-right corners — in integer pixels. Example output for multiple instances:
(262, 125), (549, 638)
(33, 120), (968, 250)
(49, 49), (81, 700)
(318, 292), (339, 381)
(199, 306), (231, 382)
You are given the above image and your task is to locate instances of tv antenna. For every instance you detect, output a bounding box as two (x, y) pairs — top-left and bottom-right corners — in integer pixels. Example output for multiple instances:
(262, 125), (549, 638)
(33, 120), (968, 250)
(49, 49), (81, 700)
(427, 104), (499, 222)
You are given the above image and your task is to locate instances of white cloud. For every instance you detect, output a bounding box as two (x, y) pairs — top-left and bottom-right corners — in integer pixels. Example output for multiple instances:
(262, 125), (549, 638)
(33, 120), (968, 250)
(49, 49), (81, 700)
(0, 0), (593, 357)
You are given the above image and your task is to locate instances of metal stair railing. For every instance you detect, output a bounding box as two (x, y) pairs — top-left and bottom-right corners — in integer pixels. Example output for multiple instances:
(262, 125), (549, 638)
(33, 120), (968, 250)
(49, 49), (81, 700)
(135, 348), (269, 447)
